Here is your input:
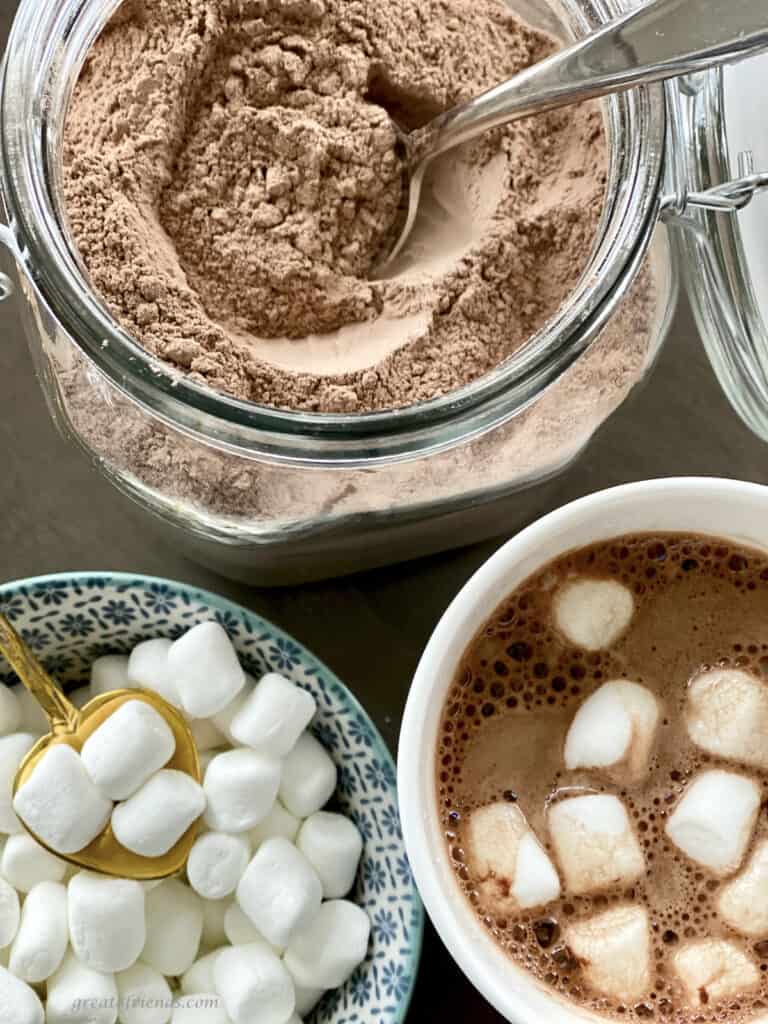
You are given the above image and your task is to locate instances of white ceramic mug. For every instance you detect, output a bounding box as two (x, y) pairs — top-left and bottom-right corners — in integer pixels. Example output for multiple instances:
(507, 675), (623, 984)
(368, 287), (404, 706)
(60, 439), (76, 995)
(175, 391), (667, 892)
(398, 477), (768, 1023)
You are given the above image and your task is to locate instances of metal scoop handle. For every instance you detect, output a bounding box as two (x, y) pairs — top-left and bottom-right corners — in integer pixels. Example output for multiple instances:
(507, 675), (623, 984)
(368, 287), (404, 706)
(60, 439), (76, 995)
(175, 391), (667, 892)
(409, 0), (768, 169)
(0, 614), (79, 731)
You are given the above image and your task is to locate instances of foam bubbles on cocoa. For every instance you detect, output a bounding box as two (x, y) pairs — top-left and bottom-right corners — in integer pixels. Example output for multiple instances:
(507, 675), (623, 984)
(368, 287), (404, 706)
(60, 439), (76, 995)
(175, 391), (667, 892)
(438, 533), (768, 1023)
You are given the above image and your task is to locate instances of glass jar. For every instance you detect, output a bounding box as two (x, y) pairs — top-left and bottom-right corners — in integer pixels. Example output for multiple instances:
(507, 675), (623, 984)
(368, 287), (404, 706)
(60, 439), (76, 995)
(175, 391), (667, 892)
(2, 0), (756, 585)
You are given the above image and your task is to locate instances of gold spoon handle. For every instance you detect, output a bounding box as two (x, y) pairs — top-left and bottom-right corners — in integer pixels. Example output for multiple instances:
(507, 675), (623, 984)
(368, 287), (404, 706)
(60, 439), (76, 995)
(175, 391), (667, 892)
(0, 614), (80, 731)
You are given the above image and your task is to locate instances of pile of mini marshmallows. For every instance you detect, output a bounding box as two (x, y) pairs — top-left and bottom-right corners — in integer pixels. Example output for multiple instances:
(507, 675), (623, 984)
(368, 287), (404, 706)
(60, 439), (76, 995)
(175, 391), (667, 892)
(0, 621), (369, 1024)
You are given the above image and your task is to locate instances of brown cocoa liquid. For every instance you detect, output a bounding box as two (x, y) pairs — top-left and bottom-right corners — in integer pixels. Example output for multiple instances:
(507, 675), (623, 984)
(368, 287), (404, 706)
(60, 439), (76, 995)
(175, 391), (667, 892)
(437, 533), (768, 1023)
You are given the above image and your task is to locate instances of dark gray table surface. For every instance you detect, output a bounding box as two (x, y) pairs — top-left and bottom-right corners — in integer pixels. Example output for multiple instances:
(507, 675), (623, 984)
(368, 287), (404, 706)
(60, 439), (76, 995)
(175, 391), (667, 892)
(2, 1), (768, 1018)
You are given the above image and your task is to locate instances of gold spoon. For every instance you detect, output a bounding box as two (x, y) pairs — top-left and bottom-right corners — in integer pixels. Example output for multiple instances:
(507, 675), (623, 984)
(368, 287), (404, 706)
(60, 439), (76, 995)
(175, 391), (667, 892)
(0, 614), (201, 880)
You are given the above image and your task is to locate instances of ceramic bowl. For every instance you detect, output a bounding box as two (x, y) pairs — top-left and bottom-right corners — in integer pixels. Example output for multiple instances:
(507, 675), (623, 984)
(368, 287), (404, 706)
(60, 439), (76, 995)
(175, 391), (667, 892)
(398, 477), (768, 1023)
(0, 571), (423, 1024)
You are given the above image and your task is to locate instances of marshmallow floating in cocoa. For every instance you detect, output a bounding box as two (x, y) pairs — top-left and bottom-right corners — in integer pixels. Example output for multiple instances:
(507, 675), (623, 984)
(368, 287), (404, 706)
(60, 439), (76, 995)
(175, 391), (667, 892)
(665, 769), (760, 877)
(718, 839), (768, 937)
(673, 939), (760, 1007)
(554, 578), (634, 650)
(686, 667), (768, 770)
(564, 680), (660, 780)
(466, 802), (560, 912)
(548, 794), (645, 896)
(564, 904), (651, 1003)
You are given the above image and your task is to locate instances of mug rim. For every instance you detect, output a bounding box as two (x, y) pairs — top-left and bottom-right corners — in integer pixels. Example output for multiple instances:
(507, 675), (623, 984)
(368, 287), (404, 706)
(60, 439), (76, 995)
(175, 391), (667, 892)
(398, 476), (768, 1024)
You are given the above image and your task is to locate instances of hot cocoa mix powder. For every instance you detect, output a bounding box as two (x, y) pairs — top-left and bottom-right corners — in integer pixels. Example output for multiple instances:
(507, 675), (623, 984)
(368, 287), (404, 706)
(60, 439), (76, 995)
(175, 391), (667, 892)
(63, 0), (607, 412)
(439, 535), (768, 1023)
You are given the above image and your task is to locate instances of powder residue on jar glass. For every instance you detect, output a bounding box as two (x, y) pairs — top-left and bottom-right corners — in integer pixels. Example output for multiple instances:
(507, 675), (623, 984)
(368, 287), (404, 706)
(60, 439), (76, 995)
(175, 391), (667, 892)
(63, 0), (607, 412)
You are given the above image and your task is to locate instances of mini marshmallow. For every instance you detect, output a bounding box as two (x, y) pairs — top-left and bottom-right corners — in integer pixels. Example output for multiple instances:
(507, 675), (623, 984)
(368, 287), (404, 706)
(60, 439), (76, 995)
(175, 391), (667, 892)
(213, 943), (295, 1024)
(181, 951), (221, 996)
(13, 745), (113, 854)
(466, 802), (560, 912)
(250, 801), (300, 847)
(564, 904), (651, 1003)
(81, 700), (176, 801)
(68, 871), (146, 973)
(686, 668), (768, 770)
(46, 951), (118, 1024)
(230, 674), (316, 757)
(12, 689), (47, 735)
(0, 965), (43, 1024)
(171, 994), (229, 1024)
(1, 833), (65, 892)
(673, 939), (760, 1007)
(279, 732), (337, 819)
(127, 639), (180, 708)
(90, 655), (131, 696)
(112, 769), (205, 857)
(224, 903), (264, 946)
(211, 676), (255, 743)
(204, 750), (281, 833)
(0, 688), (20, 738)
(564, 680), (660, 780)
(284, 900), (370, 990)
(718, 838), (768, 936)
(665, 769), (760, 877)
(116, 961), (173, 1024)
(237, 837), (322, 949)
(0, 733), (38, 834)
(142, 879), (203, 978)
(187, 831), (251, 900)
(296, 812), (363, 899)
(9, 881), (68, 983)
(188, 718), (226, 754)
(554, 578), (634, 650)
(200, 897), (229, 950)
(167, 622), (246, 719)
(548, 794), (645, 896)
(0, 878), (19, 948)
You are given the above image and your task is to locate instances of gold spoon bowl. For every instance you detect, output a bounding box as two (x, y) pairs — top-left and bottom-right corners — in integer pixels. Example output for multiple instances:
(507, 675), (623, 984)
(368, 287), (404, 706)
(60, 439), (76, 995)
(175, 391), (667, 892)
(0, 614), (201, 880)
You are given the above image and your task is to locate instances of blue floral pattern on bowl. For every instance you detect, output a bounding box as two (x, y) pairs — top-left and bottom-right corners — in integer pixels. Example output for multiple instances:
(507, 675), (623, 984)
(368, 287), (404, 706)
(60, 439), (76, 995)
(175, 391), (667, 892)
(0, 573), (423, 1024)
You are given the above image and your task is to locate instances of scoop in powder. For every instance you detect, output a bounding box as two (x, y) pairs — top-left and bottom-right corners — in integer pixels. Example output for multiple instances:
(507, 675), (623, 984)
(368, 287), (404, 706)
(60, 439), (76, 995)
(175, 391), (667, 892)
(63, 0), (607, 413)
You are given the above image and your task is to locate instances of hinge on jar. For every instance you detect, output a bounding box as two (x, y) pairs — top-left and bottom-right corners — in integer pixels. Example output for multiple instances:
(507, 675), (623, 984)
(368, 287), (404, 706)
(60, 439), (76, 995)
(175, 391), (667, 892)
(660, 79), (768, 223)
(661, 150), (768, 218)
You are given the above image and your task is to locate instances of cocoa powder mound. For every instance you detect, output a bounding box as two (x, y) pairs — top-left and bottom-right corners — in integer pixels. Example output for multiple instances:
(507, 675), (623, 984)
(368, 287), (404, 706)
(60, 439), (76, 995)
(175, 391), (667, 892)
(63, 0), (607, 412)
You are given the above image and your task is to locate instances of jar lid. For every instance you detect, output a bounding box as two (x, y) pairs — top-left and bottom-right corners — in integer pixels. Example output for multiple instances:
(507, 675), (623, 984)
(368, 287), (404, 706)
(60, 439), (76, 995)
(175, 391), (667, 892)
(675, 60), (768, 441)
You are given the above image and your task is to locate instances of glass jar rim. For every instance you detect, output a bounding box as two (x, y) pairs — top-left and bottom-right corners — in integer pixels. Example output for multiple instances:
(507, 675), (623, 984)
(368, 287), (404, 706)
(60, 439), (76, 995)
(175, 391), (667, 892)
(0, 0), (666, 462)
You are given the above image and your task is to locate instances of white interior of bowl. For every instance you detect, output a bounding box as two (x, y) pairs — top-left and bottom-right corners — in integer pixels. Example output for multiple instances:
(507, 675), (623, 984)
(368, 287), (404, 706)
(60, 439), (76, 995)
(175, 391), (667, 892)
(399, 476), (768, 1024)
